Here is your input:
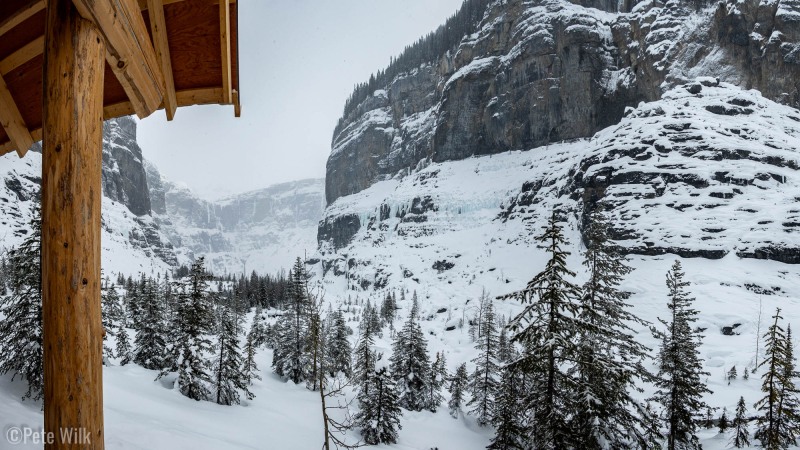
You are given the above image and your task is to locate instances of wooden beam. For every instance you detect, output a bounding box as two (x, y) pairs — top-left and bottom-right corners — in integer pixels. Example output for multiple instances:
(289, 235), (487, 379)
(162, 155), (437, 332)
(42, 0), (105, 448)
(0, 129), (41, 156)
(73, 0), (166, 119)
(0, 0), (45, 37)
(0, 36), (44, 75)
(219, 0), (232, 104)
(233, 88), (240, 117)
(147, 0), (177, 120)
(0, 73), (34, 157)
(137, 0), (237, 10)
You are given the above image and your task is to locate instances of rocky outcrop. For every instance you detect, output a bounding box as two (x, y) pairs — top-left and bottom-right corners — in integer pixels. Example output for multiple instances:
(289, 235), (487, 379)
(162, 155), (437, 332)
(326, 0), (800, 205)
(101, 117), (152, 216)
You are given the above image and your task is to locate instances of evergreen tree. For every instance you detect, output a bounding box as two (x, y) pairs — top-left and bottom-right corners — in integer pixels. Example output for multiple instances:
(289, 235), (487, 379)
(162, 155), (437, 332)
(389, 295), (432, 411)
(467, 294), (500, 426)
(162, 257), (215, 401)
(427, 351), (446, 412)
(497, 212), (582, 449)
(704, 407), (714, 429)
(380, 291), (397, 324)
(353, 311), (377, 390)
(754, 309), (800, 449)
(242, 320), (261, 390)
(212, 305), (252, 405)
(101, 281), (123, 360)
(719, 407), (729, 433)
(728, 365), (738, 384)
(115, 320), (133, 366)
(497, 326), (514, 364)
(355, 367), (402, 445)
(133, 277), (168, 370)
(488, 364), (527, 450)
(732, 396), (750, 448)
(272, 258), (313, 384)
(324, 308), (352, 377)
(0, 211), (43, 401)
(650, 260), (711, 450)
(448, 363), (468, 418)
(249, 303), (268, 348)
(570, 208), (654, 449)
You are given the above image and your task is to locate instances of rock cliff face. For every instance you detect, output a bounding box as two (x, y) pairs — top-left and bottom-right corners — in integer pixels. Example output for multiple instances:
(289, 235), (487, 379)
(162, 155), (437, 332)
(101, 117), (152, 217)
(326, 0), (800, 204)
(145, 165), (325, 275)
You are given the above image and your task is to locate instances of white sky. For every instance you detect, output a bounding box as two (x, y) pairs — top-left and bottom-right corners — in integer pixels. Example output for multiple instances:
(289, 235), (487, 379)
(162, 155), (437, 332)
(137, 0), (464, 200)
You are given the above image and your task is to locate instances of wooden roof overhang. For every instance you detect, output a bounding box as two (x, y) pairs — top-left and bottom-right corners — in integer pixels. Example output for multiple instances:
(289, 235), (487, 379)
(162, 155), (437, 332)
(0, 0), (240, 158)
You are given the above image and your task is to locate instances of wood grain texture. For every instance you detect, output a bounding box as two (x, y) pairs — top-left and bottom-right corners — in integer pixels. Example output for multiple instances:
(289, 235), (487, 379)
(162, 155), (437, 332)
(147, 0), (176, 120)
(42, 0), (105, 447)
(73, 0), (165, 118)
(0, 72), (33, 157)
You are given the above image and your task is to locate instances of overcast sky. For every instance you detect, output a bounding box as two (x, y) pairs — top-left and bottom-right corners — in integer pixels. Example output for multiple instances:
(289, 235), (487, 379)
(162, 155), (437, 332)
(137, 0), (464, 200)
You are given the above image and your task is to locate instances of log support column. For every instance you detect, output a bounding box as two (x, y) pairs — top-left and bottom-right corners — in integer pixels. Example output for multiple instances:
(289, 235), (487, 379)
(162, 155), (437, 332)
(42, 0), (106, 448)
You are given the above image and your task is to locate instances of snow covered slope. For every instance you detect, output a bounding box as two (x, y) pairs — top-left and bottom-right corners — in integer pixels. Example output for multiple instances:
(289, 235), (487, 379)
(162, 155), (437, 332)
(312, 81), (800, 449)
(0, 135), (176, 276)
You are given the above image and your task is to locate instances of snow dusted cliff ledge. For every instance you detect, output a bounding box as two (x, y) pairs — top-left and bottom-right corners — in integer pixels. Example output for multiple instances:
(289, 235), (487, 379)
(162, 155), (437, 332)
(318, 81), (800, 289)
(326, 0), (800, 204)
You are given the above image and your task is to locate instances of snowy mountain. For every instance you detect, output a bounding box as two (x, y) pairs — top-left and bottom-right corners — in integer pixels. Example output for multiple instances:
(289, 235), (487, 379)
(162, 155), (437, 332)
(145, 165), (325, 275)
(327, 0), (800, 204)
(0, 118), (178, 275)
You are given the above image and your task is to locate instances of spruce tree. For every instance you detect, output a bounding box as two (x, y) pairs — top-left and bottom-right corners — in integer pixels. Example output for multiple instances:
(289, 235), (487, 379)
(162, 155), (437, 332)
(488, 364), (527, 450)
(115, 320), (133, 366)
(497, 212), (582, 449)
(161, 257), (215, 401)
(719, 407), (729, 433)
(650, 260), (711, 450)
(272, 258), (313, 384)
(355, 367), (403, 445)
(732, 396), (750, 448)
(242, 320), (261, 390)
(324, 308), (352, 377)
(212, 305), (252, 405)
(249, 303), (268, 347)
(0, 211), (43, 401)
(570, 208), (654, 449)
(467, 294), (500, 426)
(380, 291), (396, 324)
(754, 309), (800, 449)
(133, 277), (168, 370)
(448, 363), (468, 418)
(427, 351), (446, 412)
(728, 365), (738, 384)
(101, 281), (123, 360)
(389, 295), (432, 411)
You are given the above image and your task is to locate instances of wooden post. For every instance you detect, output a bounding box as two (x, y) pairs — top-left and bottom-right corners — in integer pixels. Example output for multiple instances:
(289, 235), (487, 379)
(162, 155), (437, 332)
(42, 0), (106, 448)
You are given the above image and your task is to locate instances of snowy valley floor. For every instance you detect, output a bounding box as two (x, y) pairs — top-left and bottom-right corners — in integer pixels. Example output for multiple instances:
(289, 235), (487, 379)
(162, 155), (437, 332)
(3, 255), (800, 448)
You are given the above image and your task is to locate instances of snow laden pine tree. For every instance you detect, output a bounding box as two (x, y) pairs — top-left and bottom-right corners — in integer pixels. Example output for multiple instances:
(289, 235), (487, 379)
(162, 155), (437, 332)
(448, 362), (468, 418)
(161, 257), (216, 401)
(570, 208), (655, 448)
(732, 396), (750, 448)
(133, 277), (169, 370)
(467, 293), (500, 426)
(242, 319), (261, 388)
(390, 295), (434, 412)
(324, 308), (352, 377)
(249, 303), (269, 348)
(272, 258), (313, 384)
(0, 211), (43, 401)
(355, 367), (403, 445)
(428, 351), (447, 412)
(212, 305), (252, 405)
(488, 364), (527, 450)
(353, 305), (377, 391)
(754, 308), (800, 449)
(101, 280), (124, 361)
(497, 211), (582, 449)
(650, 260), (711, 450)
